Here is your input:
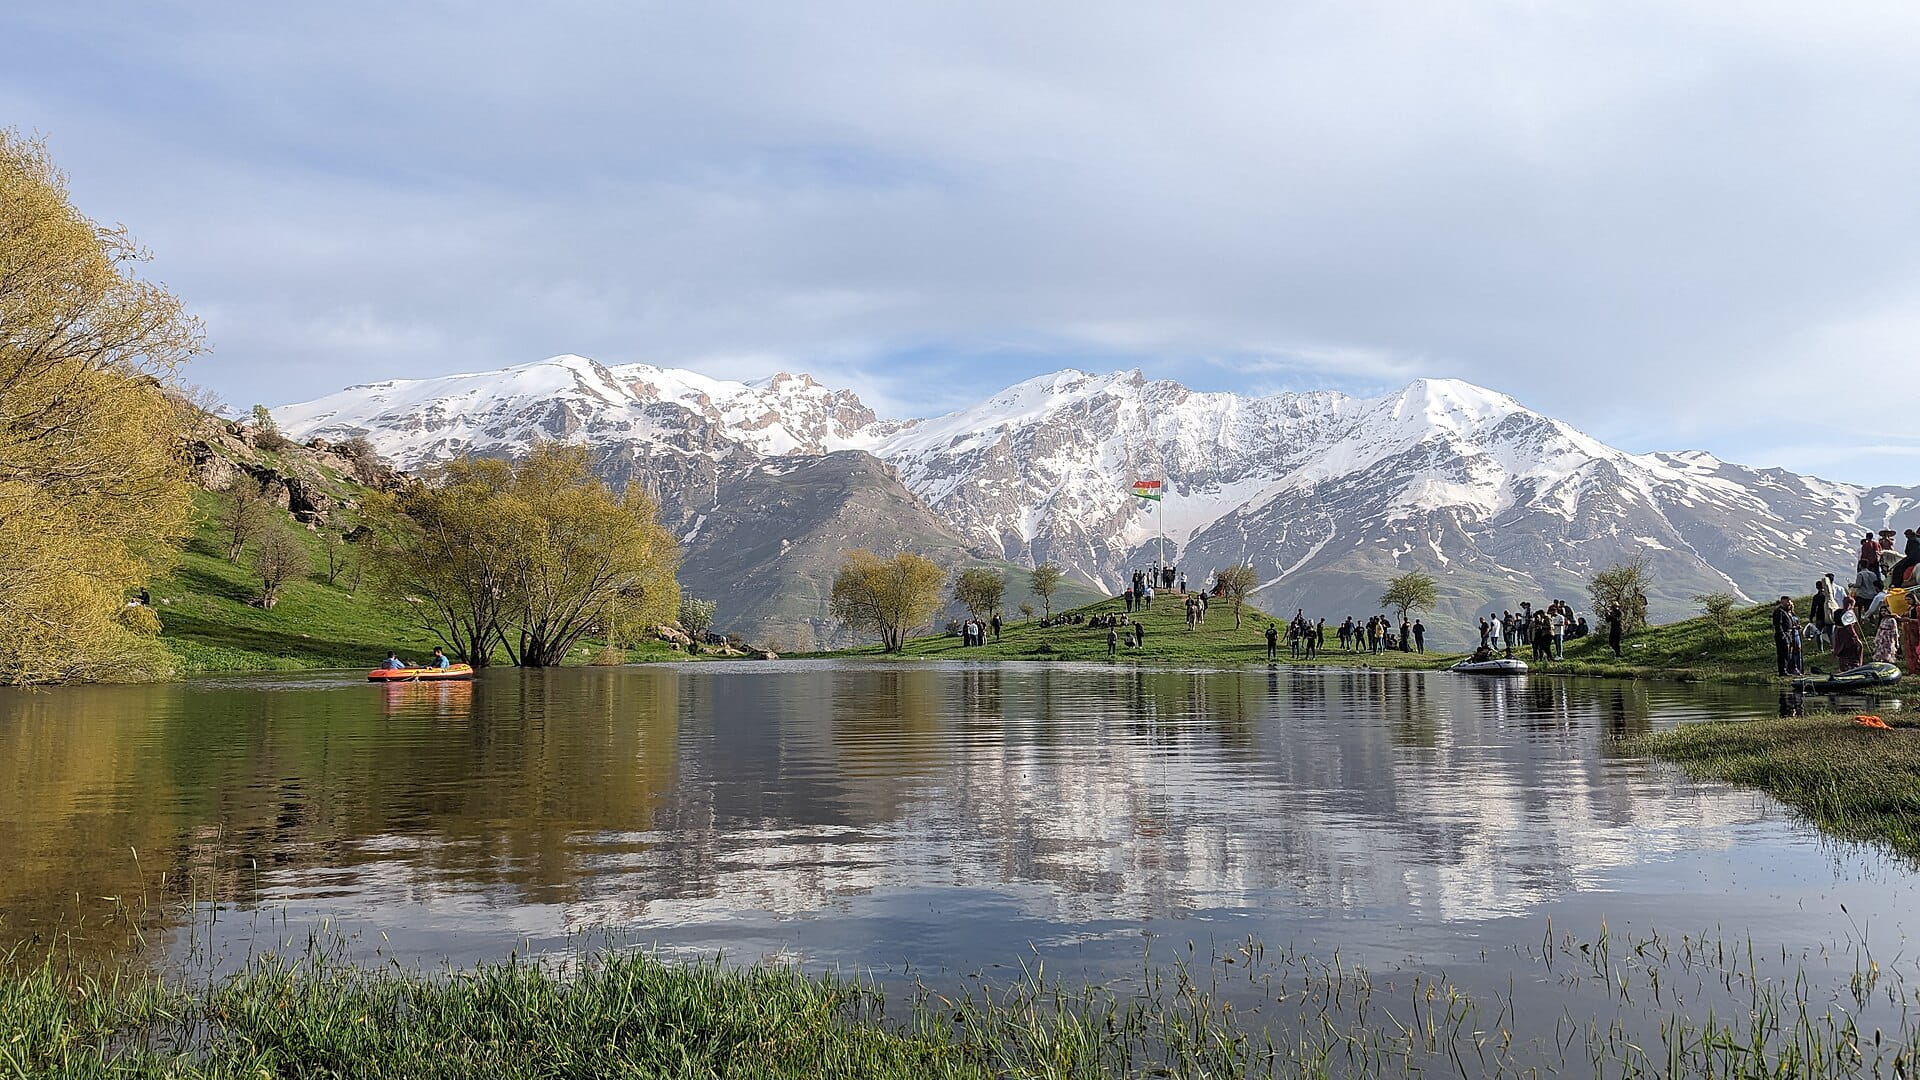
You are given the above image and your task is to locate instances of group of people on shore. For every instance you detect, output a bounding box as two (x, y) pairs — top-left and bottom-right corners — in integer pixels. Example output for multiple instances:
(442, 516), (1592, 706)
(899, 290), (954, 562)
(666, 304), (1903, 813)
(1782, 527), (1920, 675)
(1260, 612), (1426, 659)
(957, 614), (1001, 646)
(1475, 600), (1592, 661)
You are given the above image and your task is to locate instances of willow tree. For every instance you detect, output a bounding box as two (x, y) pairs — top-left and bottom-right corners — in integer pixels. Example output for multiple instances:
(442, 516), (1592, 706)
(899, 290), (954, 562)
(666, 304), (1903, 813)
(830, 550), (945, 652)
(368, 444), (680, 667)
(0, 130), (200, 683)
(502, 445), (680, 667)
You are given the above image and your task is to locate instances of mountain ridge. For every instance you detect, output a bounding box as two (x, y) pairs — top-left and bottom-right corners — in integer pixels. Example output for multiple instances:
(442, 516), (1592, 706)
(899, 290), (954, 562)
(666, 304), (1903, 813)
(274, 355), (1920, 643)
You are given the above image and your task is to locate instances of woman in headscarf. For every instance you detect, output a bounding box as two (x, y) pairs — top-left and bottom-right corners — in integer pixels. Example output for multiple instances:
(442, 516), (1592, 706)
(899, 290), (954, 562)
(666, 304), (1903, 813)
(1834, 594), (1864, 669)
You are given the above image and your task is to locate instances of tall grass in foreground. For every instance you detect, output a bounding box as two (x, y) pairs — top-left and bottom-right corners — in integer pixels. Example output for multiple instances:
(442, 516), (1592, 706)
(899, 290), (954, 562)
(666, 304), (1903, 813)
(8, 921), (1920, 1078)
(1622, 712), (1920, 859)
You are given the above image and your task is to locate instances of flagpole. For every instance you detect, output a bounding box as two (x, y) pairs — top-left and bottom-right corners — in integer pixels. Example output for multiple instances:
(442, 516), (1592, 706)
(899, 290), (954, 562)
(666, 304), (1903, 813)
(1157, 482), (1166, 576)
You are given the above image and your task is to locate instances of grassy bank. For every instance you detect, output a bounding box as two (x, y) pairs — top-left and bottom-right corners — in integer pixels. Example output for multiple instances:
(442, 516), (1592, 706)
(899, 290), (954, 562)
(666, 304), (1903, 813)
(1622, 713), (1920, 858)
(812, 592), (1459, 669)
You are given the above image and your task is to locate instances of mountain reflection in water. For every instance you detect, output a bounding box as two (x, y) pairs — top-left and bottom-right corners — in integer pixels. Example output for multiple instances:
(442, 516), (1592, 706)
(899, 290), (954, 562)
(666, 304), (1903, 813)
(0, 663), (1906, 983)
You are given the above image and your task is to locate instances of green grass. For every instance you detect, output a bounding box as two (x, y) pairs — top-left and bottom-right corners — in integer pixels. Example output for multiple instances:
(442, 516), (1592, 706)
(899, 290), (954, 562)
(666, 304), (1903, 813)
(809, 592), (1458, 669)
(1621, 712), (1920, 858)
(10, 928), (1920, 1078)
(150, 489), (686, 675)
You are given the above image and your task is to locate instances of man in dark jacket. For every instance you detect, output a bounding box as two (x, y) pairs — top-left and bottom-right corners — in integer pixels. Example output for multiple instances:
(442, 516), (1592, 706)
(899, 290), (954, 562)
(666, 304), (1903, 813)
(1771, 596), (1797, 677)
(1412, 620), (1425, 653)
(1265, 622), (1278, 659)
(1607, 605), (1624, 657)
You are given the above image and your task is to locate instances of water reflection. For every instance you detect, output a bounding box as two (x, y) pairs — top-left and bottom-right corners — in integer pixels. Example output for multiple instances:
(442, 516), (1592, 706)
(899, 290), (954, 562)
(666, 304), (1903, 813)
(0, 665), (1898, 977)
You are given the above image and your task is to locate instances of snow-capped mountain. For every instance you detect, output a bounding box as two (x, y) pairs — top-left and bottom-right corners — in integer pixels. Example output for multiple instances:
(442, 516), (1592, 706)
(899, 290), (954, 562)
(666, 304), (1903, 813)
(276, 356), (1920, 642)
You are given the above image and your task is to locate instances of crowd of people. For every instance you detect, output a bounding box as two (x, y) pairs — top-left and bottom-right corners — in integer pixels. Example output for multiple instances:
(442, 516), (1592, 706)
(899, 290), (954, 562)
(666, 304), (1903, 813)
(1779, 527), (1920, 676)
(1257, 612), (1427, 659)
(1472, 600), (1593, 661)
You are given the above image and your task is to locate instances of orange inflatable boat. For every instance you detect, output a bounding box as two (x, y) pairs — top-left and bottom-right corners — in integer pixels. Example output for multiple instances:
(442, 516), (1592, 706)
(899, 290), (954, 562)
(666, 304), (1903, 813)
(367, 663), (474, 682)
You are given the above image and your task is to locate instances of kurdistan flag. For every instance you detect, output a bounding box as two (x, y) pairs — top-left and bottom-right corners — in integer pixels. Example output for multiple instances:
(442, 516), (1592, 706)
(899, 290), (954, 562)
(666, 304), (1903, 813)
(1131, 479), (1163, 501)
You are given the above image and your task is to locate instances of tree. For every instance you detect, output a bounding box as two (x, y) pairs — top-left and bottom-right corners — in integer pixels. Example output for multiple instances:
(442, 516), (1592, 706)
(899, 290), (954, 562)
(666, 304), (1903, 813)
(1028, 563), (1065, 619)
(1215, 564), (1258, 628)
(0, 129), (201, 684)
(1590, 557), (1652, 633)
(1379, 571), (1439, 624)
(678, 596), (717, 638)
(221, 477), (273, 562)
(251, 403), (290, 451)
(1019, 603), (1035, 622)
(252, 527), (309, 610)
(952, 567), (1006, 621)
(1693, 591), (1738, 641)
(370, 444), (682, 668)
(830, 550), (946, 652)
(317, 528), (349, 586)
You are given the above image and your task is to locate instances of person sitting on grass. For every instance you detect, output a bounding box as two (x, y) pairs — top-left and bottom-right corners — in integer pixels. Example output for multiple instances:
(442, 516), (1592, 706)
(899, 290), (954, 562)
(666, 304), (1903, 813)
(383, 652), (408, 670)
(431, 647), (452, 670)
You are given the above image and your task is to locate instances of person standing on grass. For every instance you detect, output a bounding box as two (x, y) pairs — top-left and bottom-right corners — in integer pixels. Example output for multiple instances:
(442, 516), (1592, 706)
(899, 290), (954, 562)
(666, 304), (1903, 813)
(1549, 607), (1566, 660)
(1834, 594), (1864, 668)
(1303, 623), (1318, 658)
(1412, 619), (1425, 653)
(991, 613), (1002, 643)
(1266, 621), (1278, 660)
(1771, 596), (1797, 677)
(1108, 626), (1118, 658)
(1607, 605), (1624, 658)
(1134, 621), (1146, 649)
(1399, 618), (1412, 653)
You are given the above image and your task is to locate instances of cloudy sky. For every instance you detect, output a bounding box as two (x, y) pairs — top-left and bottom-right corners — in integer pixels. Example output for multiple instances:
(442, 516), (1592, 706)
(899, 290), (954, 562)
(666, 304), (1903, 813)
(7, 1), (1919, 482)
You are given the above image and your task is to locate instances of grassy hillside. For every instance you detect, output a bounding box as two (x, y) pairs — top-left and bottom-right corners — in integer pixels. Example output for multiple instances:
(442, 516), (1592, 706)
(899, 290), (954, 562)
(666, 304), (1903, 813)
(152, 488), (686, 674)
(815, 590), (1457, 668)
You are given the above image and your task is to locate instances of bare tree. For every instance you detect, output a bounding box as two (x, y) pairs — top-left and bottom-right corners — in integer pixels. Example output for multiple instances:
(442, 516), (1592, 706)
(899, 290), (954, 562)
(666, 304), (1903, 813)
(252, 528), (310, 610)
(1216, 564), (1258, 628)
(221, 477), (273, 562)
(318, 528), (349, 586)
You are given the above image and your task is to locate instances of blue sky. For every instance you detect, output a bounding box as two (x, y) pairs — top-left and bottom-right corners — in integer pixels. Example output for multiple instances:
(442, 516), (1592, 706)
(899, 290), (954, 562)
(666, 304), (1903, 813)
(7, 1), (1920, 483)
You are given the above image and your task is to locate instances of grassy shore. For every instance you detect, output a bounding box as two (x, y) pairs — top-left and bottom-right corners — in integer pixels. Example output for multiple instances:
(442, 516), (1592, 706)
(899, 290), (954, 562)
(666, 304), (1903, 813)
(811, 592), (1458, 669)
(1622, 712), (1920, 858)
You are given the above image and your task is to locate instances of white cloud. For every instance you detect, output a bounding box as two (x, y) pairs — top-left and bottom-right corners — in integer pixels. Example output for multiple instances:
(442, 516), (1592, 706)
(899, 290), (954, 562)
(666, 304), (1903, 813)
(6, 0), (1920, 481)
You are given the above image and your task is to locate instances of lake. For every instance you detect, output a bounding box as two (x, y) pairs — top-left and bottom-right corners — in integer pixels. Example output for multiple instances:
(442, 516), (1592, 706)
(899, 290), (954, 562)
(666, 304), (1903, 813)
(3, 663), (1913, 1068)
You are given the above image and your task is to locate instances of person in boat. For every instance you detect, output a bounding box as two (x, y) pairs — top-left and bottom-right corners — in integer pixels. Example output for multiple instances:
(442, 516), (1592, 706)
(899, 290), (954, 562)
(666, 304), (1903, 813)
(1469, 644), (1494, 663)
(431, 647), (451, 670)
(383, 652), (407, 670)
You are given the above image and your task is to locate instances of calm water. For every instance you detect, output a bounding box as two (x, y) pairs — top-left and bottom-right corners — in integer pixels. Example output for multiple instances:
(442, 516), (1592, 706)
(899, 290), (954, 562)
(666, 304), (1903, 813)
(3, 663), (1915, 1056)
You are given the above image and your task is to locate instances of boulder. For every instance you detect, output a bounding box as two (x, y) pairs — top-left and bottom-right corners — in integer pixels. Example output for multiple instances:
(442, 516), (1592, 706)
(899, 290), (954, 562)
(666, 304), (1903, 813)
(283, 476), (336, 524)
(654, 624), (692, 647)
(757, 650), (779, 661)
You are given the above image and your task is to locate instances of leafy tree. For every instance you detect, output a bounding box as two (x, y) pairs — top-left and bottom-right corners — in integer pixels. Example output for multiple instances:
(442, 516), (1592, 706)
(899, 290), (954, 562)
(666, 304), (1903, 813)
(1215, 564), (1258, 628)
(1379, 571), (1439, 624)
(0, 129), (201, 683)
(336, 435), (386, 479)
(1019, 602), (1035, 622)
(678, 597), (717, 638)
(952, 567), (1006, 621)
(1693, 591), (1739, 641)
(830, 550), (946, 652)
(252, 527), (309, 610)
(1590, 557), (1652, 633)
(221, 477), (273, 562)
(1028, 563), (1065, 619)
(368, 445), (681, 667)
(503, 446), (681, 666)
(251, 404), (290, 451)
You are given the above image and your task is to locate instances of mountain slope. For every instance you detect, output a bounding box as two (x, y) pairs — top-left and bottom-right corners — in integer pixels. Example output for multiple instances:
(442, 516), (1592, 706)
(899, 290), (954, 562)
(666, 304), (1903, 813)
(275, 358), (1920, 644)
